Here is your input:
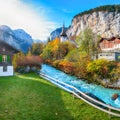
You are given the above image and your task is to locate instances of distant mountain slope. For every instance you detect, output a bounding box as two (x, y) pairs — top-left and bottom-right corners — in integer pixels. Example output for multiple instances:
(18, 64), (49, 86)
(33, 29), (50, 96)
(0, 25), (33, 53)
(50, 27), (67, 40)
(67, 5), (120, 39)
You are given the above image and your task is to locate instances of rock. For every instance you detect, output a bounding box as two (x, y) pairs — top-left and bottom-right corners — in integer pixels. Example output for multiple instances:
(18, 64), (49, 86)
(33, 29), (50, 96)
(67, 11), (120, 39)
(25, 66), (30, 73)
(111, 93), (119, 100)
(4, 110), (8, 113)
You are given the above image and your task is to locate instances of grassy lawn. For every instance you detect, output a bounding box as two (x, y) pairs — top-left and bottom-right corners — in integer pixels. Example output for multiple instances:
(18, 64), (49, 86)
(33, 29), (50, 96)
(0, 73), (119, 120)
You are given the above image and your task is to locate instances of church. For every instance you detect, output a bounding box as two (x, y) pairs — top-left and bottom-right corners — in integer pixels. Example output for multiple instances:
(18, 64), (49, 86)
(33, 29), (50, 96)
(60, 24), (68, 42)
(0, 41), (19, 76)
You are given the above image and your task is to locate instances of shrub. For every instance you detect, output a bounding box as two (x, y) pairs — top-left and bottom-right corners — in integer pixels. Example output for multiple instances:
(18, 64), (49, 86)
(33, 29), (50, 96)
(58, 60), (74, 74)
(13, 54), (42, 73)
(110, 62), (120, 83)
(87, 59), (116, 83)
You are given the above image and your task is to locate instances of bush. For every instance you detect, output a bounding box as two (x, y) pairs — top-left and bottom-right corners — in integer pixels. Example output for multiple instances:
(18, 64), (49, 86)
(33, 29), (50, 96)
(58, 60), (74, 74)
(110, 62), (120, 83)
(87, 59), (116, 83)
(52, 60), (62, 68)
(13, 53), (42, 73)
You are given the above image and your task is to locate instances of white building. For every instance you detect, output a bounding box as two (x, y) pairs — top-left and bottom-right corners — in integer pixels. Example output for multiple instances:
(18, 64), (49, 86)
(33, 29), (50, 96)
(98, 37), (120, 61)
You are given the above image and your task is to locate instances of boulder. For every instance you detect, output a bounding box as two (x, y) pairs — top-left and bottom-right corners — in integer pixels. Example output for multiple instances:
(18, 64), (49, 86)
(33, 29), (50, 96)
(111, 93), (119, 100)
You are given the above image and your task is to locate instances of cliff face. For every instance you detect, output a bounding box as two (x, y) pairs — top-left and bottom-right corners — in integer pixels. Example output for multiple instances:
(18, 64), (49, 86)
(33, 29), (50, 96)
(67, 11), (120, 39)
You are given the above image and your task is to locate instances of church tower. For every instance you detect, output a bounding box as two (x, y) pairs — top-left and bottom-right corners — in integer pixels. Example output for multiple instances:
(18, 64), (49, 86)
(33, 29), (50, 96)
(60, 23), (67, 42)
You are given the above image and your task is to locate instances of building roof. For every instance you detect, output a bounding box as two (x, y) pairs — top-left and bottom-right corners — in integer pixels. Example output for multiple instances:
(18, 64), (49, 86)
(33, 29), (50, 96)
(60, 24), (67, 37)
(99, 36), (120, 43)
(0, 40), (19, 54)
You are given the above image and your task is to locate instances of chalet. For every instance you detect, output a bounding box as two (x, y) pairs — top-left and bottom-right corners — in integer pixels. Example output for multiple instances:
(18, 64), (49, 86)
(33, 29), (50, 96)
(98, 36), (120, 61)
(0, 41), (19, 76)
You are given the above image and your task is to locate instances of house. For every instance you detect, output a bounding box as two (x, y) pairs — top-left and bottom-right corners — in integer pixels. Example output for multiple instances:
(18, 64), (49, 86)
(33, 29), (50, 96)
(0, 41), (19, 76)
(98, 36), (120, 61)
(99, 37), (120, 51)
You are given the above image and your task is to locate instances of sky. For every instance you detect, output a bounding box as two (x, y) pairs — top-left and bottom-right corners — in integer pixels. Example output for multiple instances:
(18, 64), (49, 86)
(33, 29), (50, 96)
(0, 0), (120, 41)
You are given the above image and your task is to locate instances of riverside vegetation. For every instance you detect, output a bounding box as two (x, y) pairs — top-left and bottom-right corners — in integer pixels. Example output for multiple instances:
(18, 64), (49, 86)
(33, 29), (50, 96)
(41, 28), (120, 87)
(13, 28), (120, 87)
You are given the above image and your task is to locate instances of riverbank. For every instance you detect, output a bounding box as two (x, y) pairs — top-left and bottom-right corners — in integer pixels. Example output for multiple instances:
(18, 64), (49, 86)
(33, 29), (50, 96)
(40, 64), (120, 108)
(44, 61), (120, 90)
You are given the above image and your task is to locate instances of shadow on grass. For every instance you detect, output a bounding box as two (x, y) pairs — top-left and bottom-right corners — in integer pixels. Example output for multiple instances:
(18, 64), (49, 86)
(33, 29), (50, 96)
(0, 73), (74, 120)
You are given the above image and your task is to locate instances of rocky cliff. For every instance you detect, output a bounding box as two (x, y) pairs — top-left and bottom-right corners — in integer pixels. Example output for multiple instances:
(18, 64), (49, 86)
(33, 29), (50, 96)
(67, 6), (120, 39)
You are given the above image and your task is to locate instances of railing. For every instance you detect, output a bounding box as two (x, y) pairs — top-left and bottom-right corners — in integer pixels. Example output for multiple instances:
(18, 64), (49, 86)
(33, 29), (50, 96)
(40, 72), (120, 117)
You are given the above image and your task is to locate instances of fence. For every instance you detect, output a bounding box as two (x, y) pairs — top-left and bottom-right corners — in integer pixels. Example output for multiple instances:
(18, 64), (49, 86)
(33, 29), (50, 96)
(40, 72), (120, 117)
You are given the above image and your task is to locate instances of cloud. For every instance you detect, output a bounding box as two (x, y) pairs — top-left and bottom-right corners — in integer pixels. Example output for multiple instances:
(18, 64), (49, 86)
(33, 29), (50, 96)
(61, 8), (73, 14)
(0, 0), (57, 40)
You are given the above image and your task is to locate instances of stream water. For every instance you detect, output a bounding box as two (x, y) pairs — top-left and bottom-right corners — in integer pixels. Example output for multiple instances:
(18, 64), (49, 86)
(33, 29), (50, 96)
(40, 64), (120, 108)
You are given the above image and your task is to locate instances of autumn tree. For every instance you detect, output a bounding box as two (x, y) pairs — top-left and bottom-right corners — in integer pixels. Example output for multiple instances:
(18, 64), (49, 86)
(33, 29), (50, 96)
(87, 59), (116, 83)
(42, 38), (76, 61)
(59, 41), (76, 59)
(76, 28), (99, 58)
(12, 52), (25, 70)
(31, 43), (44, 55)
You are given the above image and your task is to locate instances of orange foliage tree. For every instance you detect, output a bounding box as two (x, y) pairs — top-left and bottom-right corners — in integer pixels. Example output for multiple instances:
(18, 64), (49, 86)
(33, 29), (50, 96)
(13, 52), (42, 71)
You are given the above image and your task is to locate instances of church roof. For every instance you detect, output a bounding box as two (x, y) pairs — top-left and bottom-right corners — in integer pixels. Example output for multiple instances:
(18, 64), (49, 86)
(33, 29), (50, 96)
(60, 24), (67, 37)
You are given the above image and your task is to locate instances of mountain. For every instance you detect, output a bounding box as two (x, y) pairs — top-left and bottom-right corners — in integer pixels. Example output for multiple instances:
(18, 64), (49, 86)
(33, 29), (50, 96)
(50, 27), (67, 40)
(33, 39), (43, 43)
(0, 25), (33, 53)
(67, 5), (120, 40)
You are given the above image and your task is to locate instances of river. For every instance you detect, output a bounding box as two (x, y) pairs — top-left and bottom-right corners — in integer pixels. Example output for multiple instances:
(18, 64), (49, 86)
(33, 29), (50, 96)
(40, 64), (120, 108)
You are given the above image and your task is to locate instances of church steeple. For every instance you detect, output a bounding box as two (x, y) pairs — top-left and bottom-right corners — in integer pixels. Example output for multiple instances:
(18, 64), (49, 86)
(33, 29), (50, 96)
(60, 23), (67, 42)
(60, 23), (67, 37)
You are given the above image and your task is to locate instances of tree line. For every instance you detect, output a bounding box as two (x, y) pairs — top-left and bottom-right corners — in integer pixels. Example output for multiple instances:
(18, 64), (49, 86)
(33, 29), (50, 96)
(73, 5), (120, 19)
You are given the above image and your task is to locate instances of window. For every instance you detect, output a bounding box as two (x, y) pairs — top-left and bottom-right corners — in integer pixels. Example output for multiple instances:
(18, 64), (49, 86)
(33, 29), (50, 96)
(7, 55), (10, 62)
(3, 66), (7, 72)
(2, 55), (7, 62)
(0, 55), (2, 62)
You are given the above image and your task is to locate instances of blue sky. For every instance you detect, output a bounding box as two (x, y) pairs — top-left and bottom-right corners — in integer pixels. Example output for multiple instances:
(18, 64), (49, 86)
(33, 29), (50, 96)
(23, 0), (120, 27)
(0, 0), (120, 41)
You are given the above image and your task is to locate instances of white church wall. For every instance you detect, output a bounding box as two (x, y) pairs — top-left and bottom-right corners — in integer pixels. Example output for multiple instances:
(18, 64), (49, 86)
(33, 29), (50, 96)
(0, 66), (14, 76)
(60, 36), (67, 42)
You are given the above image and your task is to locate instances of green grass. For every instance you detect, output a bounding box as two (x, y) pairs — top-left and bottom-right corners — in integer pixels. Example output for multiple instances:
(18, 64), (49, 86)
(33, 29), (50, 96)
(0, 73), (119, 120)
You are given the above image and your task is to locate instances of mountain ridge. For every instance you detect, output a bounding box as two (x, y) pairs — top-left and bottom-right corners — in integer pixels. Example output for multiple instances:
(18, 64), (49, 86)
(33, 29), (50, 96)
(0, 25), (33, 53)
